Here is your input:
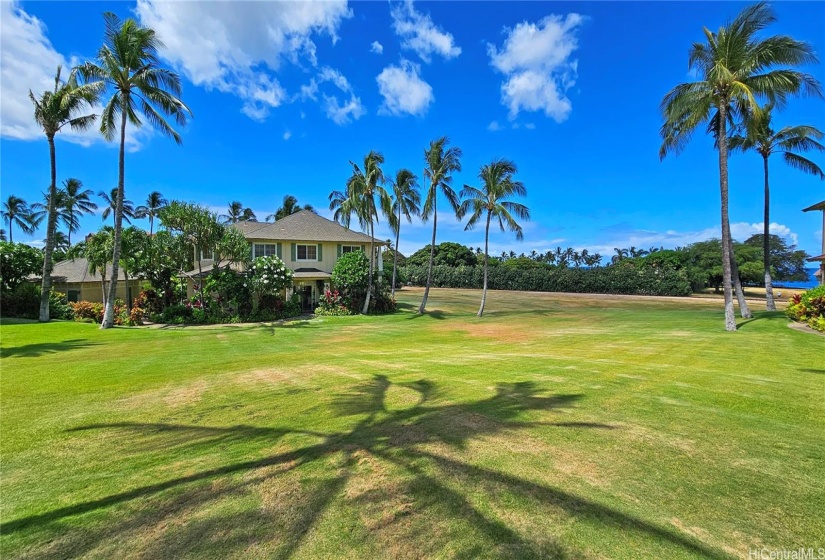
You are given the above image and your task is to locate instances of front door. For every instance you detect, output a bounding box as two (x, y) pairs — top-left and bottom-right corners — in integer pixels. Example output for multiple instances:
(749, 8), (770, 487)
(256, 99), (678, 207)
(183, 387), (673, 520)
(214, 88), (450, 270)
(301, 285), (314, 312)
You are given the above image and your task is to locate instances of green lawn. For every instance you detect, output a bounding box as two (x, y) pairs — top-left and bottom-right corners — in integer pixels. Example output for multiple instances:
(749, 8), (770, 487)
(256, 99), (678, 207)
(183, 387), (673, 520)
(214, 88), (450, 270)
(1, 288), (823, 559)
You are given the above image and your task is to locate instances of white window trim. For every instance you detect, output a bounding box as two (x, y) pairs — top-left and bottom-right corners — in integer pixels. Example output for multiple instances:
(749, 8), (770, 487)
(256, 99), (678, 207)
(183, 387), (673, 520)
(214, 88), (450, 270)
(341, 245), (361, 254)
(253, 243), (279, 259)
(296, 244), (318, 262)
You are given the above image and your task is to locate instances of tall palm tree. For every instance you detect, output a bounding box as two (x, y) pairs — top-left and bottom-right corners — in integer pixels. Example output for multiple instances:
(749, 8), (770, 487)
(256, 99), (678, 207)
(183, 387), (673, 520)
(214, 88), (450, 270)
(329, 187), (356, 229)
(99, 188), (136, 225)
(135, 191), (168, 234)
(30, 66), (100, 322)
(418, 136), (462, 314)
(1, 196), (36, 243)
(0, 229), (6, 242)
(61, 178), (98, 245)
(266, 195), (314, 222)
(220, 201), (257, 224)
(343, 151), (389, 314)
(387, 169), (420, 298)
(659, 1), (820, 331)
(79, 12), (191, 329)
(84, 227), (114, 307)
(730, 103), (824, 310)
(459, 159), (529, 317)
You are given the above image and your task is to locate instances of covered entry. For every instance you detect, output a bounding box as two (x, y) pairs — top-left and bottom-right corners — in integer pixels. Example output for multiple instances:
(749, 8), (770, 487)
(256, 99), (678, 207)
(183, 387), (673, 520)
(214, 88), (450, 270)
(292, 269), (332, 312)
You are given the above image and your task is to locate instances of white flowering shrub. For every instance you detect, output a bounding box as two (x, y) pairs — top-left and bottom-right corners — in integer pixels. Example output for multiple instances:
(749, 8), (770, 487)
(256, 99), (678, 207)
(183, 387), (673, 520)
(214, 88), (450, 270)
(247, 256), (293, 296)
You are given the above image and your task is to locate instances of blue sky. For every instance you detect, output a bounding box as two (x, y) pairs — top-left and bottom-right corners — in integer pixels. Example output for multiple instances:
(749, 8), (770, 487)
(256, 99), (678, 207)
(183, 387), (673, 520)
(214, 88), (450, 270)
(1, 1), (823, 259)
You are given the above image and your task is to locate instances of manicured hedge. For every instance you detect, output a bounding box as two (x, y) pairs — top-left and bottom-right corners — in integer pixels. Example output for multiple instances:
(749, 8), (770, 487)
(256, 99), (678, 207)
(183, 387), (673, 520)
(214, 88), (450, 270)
(399, 265), (692, 297)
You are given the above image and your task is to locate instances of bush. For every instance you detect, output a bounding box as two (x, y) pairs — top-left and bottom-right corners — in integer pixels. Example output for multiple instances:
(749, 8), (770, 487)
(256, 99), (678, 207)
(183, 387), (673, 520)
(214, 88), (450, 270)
(70, 301), (104, 323)
(49, 291), (73, 320)
(0, 242), (43, 292)
(1, 283), (40, 318)
(315, 289), (354, 316)
(786, 285), (825, 332)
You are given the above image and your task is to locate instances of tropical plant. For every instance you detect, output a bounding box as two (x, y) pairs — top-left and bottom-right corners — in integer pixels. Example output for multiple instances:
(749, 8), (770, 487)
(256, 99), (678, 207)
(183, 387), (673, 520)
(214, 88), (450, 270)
(1, 196), (37, 243)
(84, 228), (114, 307)
(730, 103), (824, 310)
(79, 12), (191, 328)
(135, 191), (168, 235)
(60, 178), (98, 245)
(460, 159), (529, 317)
(99, 188), (136, 225)
(220, 201), (257, 224)
(119, 226), (150, 308)
(0, 242), (43, 292)
(266, 195), (314, 222)
(418, 136), (463, 314)
(659, 1), (821, 330)
(387, 169), (420, 297)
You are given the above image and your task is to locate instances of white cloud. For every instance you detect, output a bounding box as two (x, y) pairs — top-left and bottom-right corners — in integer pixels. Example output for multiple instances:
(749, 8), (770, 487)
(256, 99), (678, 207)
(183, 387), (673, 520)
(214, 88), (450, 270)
(525, 122), (536, 130)
(376, 60), (433, 117)
(135, 0), (351, 121)
(299, 67), (365, 125)
(283, 130), (292, 140)
(488, 14), (584, 122)
(390, 0), (461, 63)
(370, 41), (384, 54)
(487, 120), (502, 131)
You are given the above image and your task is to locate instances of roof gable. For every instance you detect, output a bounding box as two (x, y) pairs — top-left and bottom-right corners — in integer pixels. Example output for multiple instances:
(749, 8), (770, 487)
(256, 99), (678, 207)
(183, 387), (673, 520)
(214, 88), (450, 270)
(234, 211), (380, 243)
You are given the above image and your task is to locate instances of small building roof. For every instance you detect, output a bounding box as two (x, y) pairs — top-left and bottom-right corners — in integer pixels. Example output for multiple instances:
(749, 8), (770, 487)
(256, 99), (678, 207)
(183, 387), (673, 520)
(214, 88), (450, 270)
(806, 254), (825, 262)
(236, 211), (383, 244)
(29, 257), (115, 283)
(802, 201), (825, 212)
(293, 267), (332, 279)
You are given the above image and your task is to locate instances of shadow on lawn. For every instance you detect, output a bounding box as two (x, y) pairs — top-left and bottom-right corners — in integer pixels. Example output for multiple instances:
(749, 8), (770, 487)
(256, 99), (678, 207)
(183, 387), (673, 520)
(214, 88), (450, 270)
(0, 338), (99, 358)
(3, 379), (728, 559)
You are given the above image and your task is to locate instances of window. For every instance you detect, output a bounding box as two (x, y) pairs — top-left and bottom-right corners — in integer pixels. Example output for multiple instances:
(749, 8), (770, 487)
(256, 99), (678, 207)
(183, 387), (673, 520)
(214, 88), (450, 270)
(296, 244), (317, 261)
(253, 243), (279, 259)
(67, 290), (80, 303)
(341, 245), (362, 254)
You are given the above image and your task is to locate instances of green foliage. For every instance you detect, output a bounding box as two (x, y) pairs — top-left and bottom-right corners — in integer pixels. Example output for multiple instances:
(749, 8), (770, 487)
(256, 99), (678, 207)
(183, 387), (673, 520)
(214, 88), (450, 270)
(743, 234), (810, 282)
(401, 264), (692, 297)
(407, 242), (477, 267)
(69, 301), (105, 323)
(205, 267), (252, 317)
(332, 250), (370, 294)
(500, 256), (546, 270)
(786, 285), (825, 332)
(248, 256), (293, 295)
(315, 289), (354, 316)
(0, 284), (73, 320)
(0, 242), (43, 292)
(49, 291), (73, 320)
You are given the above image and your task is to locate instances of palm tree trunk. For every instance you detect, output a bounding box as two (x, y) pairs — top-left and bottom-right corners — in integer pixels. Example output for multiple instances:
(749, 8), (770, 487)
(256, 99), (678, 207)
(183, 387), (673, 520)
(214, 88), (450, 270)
(39, 134), (58, 322)
(149, 215), (154, 236)
(8, 221), (12, 243)
(391, 204), (401, 299)
(362, 219), (375, 314)
(68, 208), (73, 247)
(718, 103), (736, 331)
(197, 256), (205, 312)
(478, 211), (491, 318)
(102, 102), (128, 328)
(762, 155), (775, 311)
(728, 235), (752, 318)
(418, 189), (436, 315)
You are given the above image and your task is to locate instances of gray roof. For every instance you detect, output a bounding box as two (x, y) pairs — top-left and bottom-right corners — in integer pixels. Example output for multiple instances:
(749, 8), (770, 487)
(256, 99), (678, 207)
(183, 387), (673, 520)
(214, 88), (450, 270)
(30, 257), (117, 283)
(293, 267), (331, 279)
(234, 211), (382, 244)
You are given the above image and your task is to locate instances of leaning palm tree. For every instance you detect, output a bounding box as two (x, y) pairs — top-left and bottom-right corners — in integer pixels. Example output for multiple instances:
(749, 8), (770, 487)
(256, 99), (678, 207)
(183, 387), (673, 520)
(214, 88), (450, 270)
(30, 66), (100, 322)
(220, 201), (257, 224)
(266, 195), (314, 222)
(418, 136), (462, 314)
(1, 196), (36, 243)
(344, 151), (389, 314)
(459, 159), (529, 317)
(730, 103), (824, 310)
(659, 1), (820, 331)
(61, 178), (98, 245)
(79, 12), (191, 328)
(387, 169), (420, 298)
(134, 191), (168, 235)
(99, 188), (136, 225)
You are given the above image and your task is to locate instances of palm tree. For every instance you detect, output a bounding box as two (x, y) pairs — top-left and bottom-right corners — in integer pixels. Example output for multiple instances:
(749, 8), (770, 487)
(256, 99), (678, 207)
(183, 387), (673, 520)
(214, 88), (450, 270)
(220, 201), (257, 224)
(84, 227), (113, 307)
(418, 137), (463, 314)
(266, 195), (315, 222)
(0, 229), (6, 242)
(611, 248), (628, 264)
(659, 2), (821, 331)
(99, 188), (136, 225)
(79, 12), (191, 329)
(730, 103), (824, 310)
(30, 66), (100, 322)
(387, 169), (420, 298)
(459, 159), (529, 317)
(61, 178), (98, 245)
(343, 151), (389, 314)
(1, 196), (36, 243)
(135, 191), (168, 234)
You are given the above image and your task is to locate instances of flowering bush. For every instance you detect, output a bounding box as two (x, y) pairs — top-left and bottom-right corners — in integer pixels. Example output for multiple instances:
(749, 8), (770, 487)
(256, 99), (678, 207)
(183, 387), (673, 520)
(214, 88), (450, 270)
(248, 256), (294, 295)
(315, 289), (353, 316)
(786, 285), (825, 332)
(70, 301), (104, 323)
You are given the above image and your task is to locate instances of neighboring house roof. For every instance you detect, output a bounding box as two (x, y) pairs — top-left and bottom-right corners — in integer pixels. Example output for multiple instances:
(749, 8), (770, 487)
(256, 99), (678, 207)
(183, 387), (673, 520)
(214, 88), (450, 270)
(802, 201), (825, 212)
(28, 257), (126, 283)
(807, 254), (825, 262)
(235, 210), (383, 244)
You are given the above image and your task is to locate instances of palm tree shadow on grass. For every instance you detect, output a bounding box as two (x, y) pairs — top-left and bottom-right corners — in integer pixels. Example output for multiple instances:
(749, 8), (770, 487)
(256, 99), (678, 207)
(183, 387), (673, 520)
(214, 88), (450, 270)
(3, 378), (729, 559)
(0, 338), (100, 358)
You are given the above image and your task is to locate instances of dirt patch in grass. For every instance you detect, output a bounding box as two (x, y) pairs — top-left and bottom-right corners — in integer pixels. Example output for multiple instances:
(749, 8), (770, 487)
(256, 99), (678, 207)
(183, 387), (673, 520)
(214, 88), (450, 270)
(164, 379), (210, 407)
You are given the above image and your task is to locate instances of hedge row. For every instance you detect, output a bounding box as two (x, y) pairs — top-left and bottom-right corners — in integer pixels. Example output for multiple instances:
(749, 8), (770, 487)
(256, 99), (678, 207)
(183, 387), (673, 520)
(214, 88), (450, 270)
(400, 265), (692, 297)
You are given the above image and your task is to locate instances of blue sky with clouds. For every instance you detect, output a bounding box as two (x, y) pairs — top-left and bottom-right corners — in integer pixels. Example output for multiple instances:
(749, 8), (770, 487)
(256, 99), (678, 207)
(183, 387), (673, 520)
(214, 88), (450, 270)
(1, 1), (823, 259)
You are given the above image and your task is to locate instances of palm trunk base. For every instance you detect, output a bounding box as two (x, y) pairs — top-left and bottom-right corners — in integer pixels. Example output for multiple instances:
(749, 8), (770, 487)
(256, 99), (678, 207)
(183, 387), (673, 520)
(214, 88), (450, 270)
(764, 272), (776, 312)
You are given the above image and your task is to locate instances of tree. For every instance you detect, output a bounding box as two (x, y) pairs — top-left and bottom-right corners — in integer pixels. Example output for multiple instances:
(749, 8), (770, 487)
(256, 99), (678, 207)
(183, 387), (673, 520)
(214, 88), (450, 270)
(61, 179), (98, 246)
(387, 169), (420, 298)
(407, 242), (477, 268)
(743, 234), (810, 282)
(0, 242), (43, 292)
(659, 2), (821, 330)
(419, 136), (462, 314)
(119, 226), (150, 308)
(343, 151), (390, 314)
(84, 228), (114, 306)
(266, 195), (314, 222)
(1, 196), (36, 243)
(460, 159), (529, 317)
(730, 103), (824, 310)
(220, 201), (257, 224)
(79, 12), (191, 329)
(99, 188), (136, 225)
(29, 66), (100, 322)
(135, 191), (168, 235)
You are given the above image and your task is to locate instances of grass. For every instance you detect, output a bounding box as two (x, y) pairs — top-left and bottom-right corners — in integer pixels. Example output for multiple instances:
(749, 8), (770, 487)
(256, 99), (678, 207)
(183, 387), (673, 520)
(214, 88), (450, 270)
(1, 287), (823, 559)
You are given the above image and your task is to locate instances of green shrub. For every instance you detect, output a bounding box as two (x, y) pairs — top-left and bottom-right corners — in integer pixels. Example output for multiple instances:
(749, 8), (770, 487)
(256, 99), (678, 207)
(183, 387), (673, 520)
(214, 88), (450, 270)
(49, 291), (73, 320)
(0, 242), (43, 292)
(70, 301), (105, 323)
(786, 286), (825, 332)
(1, 283), (40, 318)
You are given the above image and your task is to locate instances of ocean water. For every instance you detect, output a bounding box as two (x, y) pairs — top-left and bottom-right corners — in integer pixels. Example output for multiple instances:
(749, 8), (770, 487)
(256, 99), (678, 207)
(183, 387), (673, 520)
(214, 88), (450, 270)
(775, 267), (820, 290)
